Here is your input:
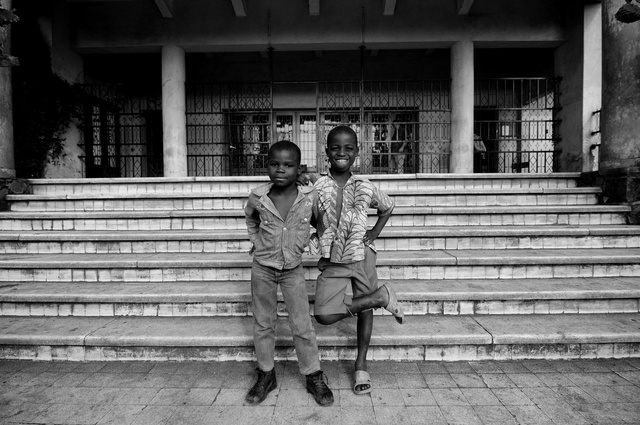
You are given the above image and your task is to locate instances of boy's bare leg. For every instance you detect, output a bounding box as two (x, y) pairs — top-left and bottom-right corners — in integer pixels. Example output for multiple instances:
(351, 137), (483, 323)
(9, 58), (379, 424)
(355, 310), (373, 392)
(315, 286), (388, 325)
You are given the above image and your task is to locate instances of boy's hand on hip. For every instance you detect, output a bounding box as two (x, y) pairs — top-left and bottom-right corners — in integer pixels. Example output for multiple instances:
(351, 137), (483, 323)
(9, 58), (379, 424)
(363, 229), (380, 245)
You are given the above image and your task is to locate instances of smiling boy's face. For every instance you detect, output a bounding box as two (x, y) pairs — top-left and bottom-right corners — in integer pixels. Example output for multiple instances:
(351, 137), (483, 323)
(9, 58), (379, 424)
(326, 131), (359, 173)
(267, 148), (301, 188)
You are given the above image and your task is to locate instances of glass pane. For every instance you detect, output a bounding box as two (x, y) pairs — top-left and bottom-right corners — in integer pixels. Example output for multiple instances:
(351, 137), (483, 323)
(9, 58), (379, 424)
(299, 114), (317, 171)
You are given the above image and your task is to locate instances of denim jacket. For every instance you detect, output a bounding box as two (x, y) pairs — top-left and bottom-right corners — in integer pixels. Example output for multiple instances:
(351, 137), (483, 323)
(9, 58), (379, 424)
(244, 183), (318, 270)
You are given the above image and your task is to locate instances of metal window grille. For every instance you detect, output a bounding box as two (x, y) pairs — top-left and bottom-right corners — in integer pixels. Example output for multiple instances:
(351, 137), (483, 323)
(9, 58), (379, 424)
(78, 84), (162, 178)
(473, 78), (561, 174)
(317, 80), (451, 174)
(78, 78), (560, 177)
(186, 83), (272, 176)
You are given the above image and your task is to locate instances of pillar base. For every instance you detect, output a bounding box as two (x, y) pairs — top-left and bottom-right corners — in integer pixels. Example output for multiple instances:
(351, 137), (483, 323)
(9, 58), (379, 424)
(582, 166), (640, 224)
(0, 178), (29, 211)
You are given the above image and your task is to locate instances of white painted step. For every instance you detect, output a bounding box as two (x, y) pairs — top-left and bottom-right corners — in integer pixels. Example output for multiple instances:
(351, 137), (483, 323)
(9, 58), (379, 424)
(0, 205), (629, 231)
(7, 187), (600, 211)
(26, 173), (581, 195)
(1, 225), (638, 254)
(0, 313), (638, 361)
(1, 278), (638, 317)
(1, 249), (639, 283)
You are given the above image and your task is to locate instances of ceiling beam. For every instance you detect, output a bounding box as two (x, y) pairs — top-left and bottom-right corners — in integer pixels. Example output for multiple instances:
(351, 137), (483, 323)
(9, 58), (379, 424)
(231, 0), (247, 17)
(309, 0), (320, 16)
(383, 0), (397, 16)
(457, 0), (475, 15)
(153, 0), (173, 17)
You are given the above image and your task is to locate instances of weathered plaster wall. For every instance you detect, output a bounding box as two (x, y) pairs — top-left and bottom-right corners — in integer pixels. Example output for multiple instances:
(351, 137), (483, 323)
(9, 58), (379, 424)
(601, 0), (640, 171)
(554, 0), (585, 172)
(0, 0), (15, 178)
(37, 2), (85, 179)
(42, 121), (84, 178)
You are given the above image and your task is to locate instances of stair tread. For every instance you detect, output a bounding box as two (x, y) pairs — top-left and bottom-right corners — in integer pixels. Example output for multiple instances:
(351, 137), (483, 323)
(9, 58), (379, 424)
(1, 248), (639, 267)
(1, 225), (639, 241)
(1, 277), (639, 302)
(7, 187), (601, 201)
(25, 173), (583, 186)
(1, 313), (638, 347)
(0, 205), (630, 219)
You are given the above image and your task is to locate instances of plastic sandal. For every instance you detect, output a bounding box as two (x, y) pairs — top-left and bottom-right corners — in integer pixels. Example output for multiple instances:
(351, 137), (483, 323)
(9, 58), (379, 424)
(383, 284), (404, 324)
(353, 370), (372, 395)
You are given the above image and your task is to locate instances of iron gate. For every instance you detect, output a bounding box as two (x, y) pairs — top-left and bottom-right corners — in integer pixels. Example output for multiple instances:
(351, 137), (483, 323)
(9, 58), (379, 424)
(474, 78), (562, 173)
(78, 78), (561, 177)
(79, 85), (162, 178)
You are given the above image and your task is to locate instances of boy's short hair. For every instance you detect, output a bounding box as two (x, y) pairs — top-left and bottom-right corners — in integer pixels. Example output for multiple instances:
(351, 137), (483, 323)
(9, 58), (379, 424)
(268, 140), (301, 165)
(327, 125), (358, 147)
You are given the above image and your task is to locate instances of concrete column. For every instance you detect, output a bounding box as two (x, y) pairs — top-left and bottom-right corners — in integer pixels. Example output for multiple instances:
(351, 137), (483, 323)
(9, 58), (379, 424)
(599, 0), (640, 224)
(0, 0), (15, 178)
(450, 41), (474, 174)
(600, 0), (640, 171)
(161, 45), (187, 177)
(582, 3), (602, 172)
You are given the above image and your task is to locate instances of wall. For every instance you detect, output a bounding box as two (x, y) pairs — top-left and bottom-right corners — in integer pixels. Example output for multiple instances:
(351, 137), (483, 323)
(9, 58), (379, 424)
(601, 0), (640, 170)
(33, 0), (86, 178)
(554, 0), (585, 172)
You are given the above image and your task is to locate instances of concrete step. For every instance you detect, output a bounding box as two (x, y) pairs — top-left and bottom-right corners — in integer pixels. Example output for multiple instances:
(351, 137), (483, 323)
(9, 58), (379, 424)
(0, 205), (630, 231)
(7, 187), (600, 212)
(1, 249), (639, 282)
(0, 313), (638, 361)
(1, 226), (638, 254)
(1, 278), (638, 317)
(26, 173), (582, 195)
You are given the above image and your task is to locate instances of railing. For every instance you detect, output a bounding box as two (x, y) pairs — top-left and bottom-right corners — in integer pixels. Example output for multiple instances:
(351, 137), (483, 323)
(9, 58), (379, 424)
(317, 80), (452, 174)
(79, 154), (162, 178)
(590, 109), (601, 172)
(78, 78), (562, 177)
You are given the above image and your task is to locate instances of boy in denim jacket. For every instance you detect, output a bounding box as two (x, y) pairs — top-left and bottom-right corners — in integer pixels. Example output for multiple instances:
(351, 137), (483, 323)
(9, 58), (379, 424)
(244, 140), (333, 406)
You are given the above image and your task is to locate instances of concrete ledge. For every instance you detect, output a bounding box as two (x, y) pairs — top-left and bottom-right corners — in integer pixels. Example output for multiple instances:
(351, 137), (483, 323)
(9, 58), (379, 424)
(2, 277), (639, 304)
(0, 316), (115, 345)
(24, 173), (583, 186)
(1, 225), (639, 243)
(475, 314), (640, 345)
(2, 249), (639, 269)
(0, 205), (631, 220)
(1, 314), (638, 349)
(6, 187), (601, 202)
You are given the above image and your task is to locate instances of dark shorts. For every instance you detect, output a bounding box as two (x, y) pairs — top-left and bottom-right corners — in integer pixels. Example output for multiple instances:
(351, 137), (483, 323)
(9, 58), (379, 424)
(313, 246), (379, 316)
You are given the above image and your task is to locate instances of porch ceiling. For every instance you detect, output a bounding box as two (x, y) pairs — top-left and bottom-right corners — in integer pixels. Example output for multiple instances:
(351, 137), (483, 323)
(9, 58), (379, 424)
(64, 0), (567, 53)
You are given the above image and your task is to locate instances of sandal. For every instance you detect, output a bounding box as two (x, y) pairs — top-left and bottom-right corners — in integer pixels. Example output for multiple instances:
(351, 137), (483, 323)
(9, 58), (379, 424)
(353, 370), (372, 395)
(382, 284), (404, 324)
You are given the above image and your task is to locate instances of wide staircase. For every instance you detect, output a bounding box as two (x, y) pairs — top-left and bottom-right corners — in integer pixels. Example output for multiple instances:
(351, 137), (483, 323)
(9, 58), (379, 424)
(0, 173), (639, 362)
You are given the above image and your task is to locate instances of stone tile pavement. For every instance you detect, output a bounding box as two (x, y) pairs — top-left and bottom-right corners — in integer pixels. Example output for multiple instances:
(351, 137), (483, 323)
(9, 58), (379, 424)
(1, 359), (639, 424)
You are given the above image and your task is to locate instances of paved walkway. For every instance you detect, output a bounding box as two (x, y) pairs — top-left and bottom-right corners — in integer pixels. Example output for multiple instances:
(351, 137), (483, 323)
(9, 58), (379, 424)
(1, 359), (639, 424)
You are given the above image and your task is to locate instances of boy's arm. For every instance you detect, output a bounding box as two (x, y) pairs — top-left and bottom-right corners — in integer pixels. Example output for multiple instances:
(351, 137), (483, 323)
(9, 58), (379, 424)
(244, 195), (260, 248)
(363, 186), (394, 245)
(297, 172), (320, 186)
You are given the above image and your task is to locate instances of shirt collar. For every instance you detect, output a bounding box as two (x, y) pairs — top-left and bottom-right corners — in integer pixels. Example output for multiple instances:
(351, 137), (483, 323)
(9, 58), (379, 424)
(251, 182), (314, 197)
(326, 170), (361, 187)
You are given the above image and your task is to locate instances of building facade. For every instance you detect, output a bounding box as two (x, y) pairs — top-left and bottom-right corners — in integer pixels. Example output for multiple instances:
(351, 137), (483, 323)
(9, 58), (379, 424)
(1, 0), (626, 180)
